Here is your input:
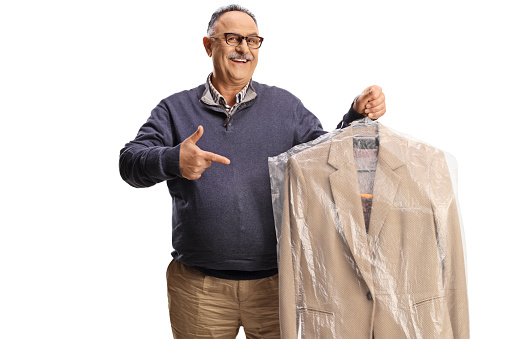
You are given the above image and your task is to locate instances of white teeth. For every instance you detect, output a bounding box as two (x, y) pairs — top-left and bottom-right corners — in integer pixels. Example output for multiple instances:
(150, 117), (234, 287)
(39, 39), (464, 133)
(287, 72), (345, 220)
(232, 58), (247, 63)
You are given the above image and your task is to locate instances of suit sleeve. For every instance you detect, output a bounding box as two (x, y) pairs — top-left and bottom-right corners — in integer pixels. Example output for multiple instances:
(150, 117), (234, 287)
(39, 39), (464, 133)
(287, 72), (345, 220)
(279, 158), (306, 338)
(119, 101), (182, 188)
(430, 152), (470, 338)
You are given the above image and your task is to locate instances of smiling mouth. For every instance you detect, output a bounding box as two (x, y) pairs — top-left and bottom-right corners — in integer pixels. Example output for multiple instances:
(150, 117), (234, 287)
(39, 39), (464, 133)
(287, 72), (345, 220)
(231, 58), (248, 63)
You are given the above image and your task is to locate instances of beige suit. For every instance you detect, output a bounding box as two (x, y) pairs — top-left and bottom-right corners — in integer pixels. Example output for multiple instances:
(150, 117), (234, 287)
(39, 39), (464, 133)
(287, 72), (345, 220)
(278, 123), (469, 338)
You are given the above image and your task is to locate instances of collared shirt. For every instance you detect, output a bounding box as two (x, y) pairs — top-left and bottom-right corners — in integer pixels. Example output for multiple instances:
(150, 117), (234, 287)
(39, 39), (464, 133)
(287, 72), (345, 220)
(207, 73), (250, 113)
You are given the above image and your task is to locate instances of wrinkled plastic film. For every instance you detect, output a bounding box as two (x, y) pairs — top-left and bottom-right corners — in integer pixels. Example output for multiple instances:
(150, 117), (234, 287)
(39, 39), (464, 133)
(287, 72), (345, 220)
(268, 118), (469, 338)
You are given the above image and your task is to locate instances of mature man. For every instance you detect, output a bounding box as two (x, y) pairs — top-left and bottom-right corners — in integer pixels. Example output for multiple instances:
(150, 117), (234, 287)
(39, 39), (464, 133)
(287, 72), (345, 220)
(119, 5), (386, 339)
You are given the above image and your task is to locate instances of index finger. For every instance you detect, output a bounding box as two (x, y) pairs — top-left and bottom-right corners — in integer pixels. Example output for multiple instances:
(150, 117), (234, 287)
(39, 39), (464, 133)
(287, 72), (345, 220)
(202, 151), (231, 165)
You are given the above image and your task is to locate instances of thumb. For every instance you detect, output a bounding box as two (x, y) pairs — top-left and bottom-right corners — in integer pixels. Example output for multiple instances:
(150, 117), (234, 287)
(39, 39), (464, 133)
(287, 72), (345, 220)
(188, 125), (204, 144)
(357, 87), (374, 106)
(362, 86), (373, 95)
(362, 86), (381, 101)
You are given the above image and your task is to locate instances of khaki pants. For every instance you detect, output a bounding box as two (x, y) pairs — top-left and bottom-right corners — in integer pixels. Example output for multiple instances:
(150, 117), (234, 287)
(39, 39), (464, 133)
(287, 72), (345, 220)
(166, 260), (281, 339)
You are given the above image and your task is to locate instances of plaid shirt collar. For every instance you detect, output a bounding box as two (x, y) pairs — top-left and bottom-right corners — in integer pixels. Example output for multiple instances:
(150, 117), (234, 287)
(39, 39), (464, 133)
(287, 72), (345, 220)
(207, 73), (250, 111)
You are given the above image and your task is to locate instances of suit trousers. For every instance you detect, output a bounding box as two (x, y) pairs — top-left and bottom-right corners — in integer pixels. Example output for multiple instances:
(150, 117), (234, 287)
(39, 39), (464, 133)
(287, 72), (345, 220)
(166, 260), (281, 339)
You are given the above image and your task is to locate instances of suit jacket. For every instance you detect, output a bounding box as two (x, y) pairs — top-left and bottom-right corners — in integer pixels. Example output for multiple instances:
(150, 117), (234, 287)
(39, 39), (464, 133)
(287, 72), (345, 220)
(278, 122), (469, 338)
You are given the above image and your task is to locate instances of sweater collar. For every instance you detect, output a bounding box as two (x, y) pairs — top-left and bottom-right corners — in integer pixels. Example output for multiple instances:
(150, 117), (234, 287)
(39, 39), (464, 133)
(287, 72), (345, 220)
(201, 73), (257, 108)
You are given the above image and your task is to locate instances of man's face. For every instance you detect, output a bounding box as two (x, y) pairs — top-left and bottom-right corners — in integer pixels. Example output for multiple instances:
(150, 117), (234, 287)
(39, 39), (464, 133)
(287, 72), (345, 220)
(204, 11), (259, 87)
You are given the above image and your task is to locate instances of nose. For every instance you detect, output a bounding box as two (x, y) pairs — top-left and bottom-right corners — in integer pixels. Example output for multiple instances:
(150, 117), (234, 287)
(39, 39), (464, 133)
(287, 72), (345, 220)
(235, 38), (250, 54)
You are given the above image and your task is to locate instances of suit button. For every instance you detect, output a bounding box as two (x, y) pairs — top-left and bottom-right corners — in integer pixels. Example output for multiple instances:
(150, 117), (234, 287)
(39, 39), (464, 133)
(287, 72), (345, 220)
(366, 291), (373, 301)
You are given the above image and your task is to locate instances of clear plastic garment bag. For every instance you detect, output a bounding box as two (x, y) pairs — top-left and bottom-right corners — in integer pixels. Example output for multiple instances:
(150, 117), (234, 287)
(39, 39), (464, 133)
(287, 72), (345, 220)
(269, 118), (469, 339)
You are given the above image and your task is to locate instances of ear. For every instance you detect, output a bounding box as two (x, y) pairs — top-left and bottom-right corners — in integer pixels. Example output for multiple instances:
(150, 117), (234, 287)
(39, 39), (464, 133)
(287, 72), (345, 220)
(203, 36), (212, 57)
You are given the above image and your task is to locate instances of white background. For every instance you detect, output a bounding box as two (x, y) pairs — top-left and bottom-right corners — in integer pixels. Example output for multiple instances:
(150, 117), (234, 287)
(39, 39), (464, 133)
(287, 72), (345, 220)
(1, 0), (507, 338)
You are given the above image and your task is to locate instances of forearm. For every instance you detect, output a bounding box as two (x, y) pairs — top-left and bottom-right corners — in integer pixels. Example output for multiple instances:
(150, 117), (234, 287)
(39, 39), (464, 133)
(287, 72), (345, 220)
(119, 142), (181, 188)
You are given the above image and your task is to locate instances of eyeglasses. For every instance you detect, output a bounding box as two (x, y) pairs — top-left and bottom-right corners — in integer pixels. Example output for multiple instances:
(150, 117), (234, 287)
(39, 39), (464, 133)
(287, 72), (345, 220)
(211, 33), (264, 49)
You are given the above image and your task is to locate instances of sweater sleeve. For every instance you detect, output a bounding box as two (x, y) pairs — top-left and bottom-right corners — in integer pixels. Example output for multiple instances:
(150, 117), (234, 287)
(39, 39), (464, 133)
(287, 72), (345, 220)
(293, 100), (325, 144)
(337, 101), (365, 129)
(119, 102), (182, 188)
(294, 99), (364, 145)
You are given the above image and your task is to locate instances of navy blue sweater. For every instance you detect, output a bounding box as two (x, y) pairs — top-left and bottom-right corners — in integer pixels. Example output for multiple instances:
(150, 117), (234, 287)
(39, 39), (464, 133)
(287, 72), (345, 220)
(119, 81), (361, 272)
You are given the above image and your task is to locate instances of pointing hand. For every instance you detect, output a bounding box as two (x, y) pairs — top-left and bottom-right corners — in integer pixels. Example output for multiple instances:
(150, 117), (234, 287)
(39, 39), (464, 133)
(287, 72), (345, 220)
(179, 126), (230, 180)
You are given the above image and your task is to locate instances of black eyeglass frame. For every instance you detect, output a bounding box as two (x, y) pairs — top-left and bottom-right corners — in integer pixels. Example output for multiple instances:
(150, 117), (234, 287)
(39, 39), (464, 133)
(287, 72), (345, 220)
(211, 32), (264, 49)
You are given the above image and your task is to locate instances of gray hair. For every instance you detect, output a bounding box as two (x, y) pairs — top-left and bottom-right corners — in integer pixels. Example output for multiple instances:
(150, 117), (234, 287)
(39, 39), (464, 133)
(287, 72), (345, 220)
(207, 4), (257, 36)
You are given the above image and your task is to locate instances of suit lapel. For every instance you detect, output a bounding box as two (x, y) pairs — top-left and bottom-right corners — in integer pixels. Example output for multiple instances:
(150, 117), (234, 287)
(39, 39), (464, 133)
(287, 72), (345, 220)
(367, 125), (405, 254)
(328, 123), (406, 288)
(328, 127), (374, 290)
